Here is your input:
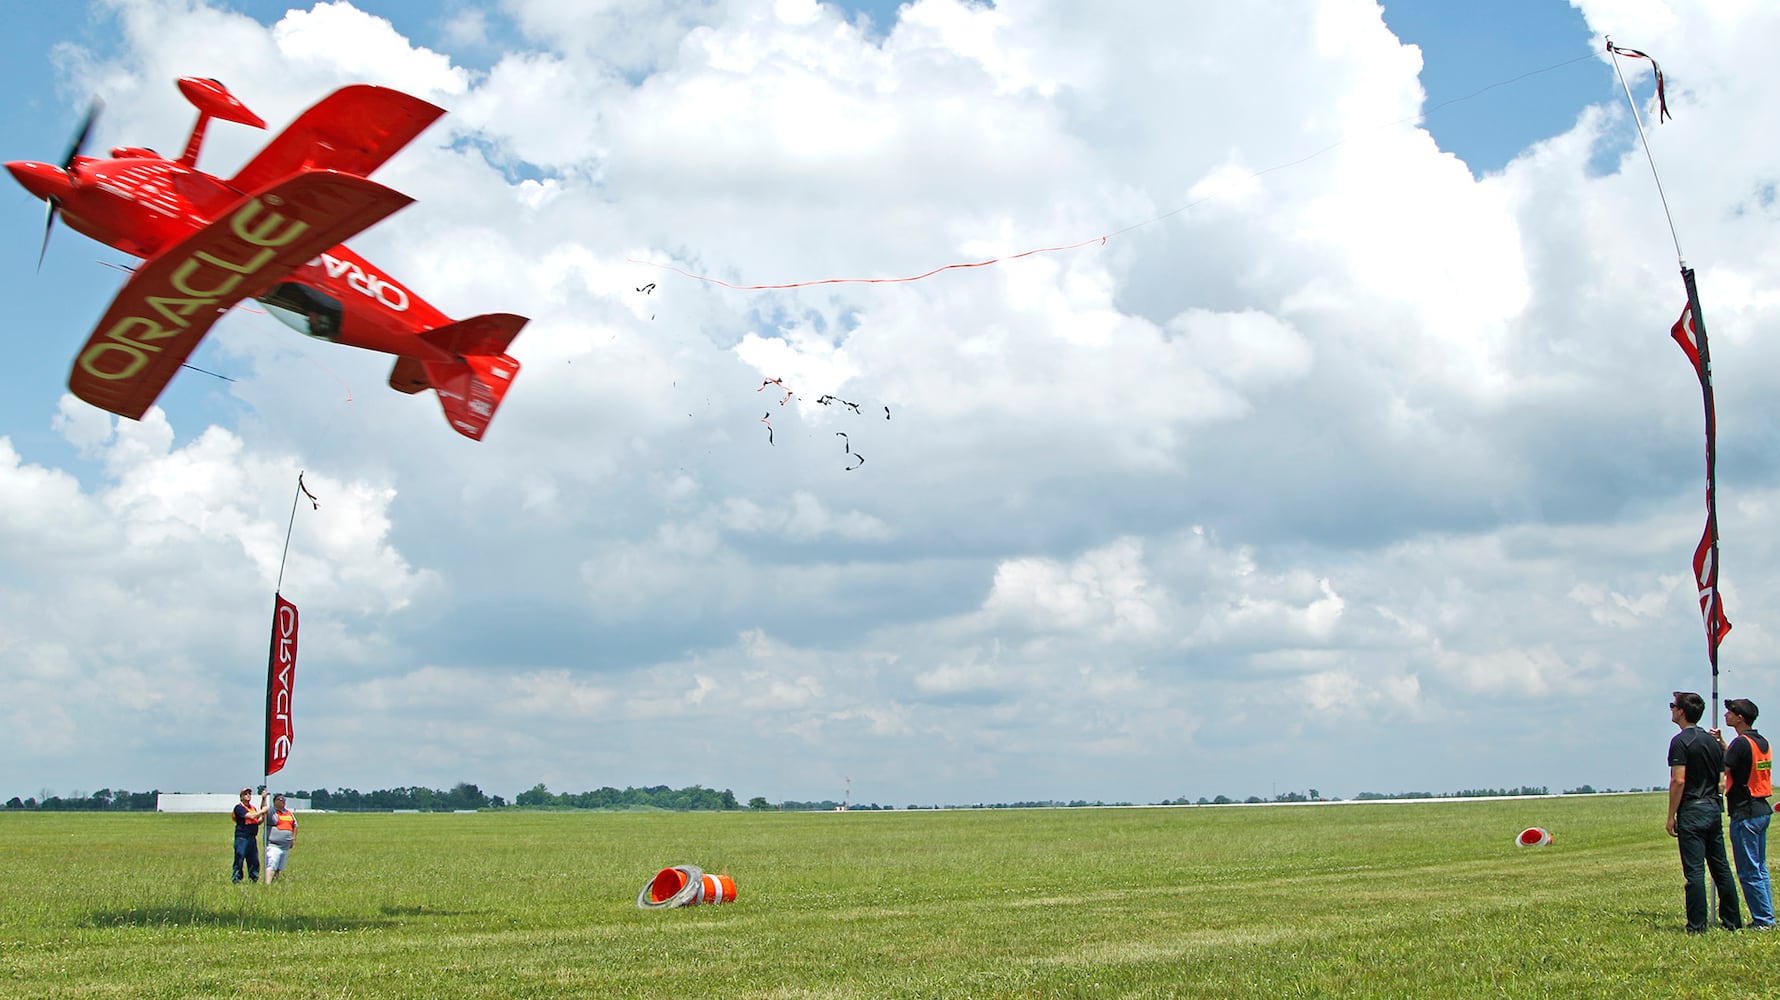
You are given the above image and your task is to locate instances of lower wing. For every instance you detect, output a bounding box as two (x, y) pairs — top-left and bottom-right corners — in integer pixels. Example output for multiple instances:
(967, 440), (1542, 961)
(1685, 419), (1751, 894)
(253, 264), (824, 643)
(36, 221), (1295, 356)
(68, 170), (413, 420)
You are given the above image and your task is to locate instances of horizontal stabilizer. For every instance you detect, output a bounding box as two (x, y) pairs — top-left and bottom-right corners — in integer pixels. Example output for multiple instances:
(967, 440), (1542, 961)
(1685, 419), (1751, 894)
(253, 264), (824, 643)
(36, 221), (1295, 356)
(417, 312), (528, 360)
(388, 356), (428, 395)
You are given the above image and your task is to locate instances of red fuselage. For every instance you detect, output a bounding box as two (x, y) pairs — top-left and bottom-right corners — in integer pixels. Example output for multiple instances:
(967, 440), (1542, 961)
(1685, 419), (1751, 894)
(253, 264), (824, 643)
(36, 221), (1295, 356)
(7, 152), (459, 365)
(7, 77), (526, 441)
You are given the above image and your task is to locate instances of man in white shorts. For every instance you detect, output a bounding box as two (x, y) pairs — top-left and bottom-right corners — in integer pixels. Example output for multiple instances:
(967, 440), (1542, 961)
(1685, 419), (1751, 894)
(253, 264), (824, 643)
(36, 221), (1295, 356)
(264, 794), (299, 883)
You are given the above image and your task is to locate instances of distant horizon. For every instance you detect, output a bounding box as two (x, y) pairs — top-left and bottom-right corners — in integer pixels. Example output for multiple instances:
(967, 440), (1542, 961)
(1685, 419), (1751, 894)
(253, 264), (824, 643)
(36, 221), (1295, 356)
(1, 779), (1665, 811)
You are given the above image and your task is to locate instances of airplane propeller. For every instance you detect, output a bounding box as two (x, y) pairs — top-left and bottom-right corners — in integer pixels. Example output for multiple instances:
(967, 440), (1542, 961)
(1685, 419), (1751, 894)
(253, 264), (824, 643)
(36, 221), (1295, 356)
(36, 99), (102, 270)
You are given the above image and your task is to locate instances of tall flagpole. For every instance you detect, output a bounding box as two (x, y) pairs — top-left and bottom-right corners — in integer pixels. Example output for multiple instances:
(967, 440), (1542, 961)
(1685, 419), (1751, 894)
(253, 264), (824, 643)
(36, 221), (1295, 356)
(1609, 39), (1734, 925)
(264, 471), (310, 882)
(1606, 39), (1728, 706)
(275, 471), (307, 595)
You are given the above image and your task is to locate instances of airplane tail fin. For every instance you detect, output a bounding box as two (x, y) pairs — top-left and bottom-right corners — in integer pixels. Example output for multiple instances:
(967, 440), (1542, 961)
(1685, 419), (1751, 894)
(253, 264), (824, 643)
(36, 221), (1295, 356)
(426, 352), (520, 441)
(388, 313), (528, 441)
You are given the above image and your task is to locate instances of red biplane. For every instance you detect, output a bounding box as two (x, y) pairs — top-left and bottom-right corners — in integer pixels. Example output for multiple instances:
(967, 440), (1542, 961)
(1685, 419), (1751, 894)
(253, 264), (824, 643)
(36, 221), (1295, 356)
(7, 77), (527, 441)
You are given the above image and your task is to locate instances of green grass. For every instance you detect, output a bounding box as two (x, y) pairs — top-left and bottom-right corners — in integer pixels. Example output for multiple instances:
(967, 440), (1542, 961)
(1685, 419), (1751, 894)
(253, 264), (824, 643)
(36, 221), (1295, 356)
(0, 794), (1762, 998)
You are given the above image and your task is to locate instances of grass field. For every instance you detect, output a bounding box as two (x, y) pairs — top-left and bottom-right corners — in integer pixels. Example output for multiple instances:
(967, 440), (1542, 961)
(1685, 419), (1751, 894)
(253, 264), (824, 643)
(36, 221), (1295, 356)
(0, 794), (1767, 998)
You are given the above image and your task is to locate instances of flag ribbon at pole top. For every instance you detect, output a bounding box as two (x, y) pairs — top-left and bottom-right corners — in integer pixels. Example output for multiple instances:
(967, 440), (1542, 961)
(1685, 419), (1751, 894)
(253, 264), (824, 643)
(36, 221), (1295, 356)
(1606, 40), (1671, 122)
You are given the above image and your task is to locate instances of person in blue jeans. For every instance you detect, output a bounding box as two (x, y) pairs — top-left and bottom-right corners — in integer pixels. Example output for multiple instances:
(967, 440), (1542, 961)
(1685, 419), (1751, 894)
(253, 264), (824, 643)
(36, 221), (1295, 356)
(231, 787), (266, 883)
(1716, 698), (1774, 928)
(1668, 691), (1742, 933)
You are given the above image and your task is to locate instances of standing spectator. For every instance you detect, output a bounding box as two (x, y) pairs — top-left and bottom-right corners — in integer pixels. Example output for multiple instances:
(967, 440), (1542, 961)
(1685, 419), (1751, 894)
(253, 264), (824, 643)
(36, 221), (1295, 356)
(231, 788), (266, 884)
(263, 794), (299, 884)
(1717, 698), (1774, 928)
(1669, 691), (1743, 932)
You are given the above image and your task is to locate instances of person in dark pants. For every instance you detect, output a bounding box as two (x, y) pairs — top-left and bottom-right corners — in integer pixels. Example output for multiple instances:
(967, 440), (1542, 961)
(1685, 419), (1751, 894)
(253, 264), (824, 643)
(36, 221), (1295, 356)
(1716, 697), (1774, 928)
(1668, 691), (1742, 932)
(231, 787), (266, 884)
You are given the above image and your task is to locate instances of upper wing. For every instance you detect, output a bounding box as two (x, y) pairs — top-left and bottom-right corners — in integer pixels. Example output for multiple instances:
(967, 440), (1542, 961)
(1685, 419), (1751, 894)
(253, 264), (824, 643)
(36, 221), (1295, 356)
(68, 170), (414, 420)
(229, 85), (444, 194)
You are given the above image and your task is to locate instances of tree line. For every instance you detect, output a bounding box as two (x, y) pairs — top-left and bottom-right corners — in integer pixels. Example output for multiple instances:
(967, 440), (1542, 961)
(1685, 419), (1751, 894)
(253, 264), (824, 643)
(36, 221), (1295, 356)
(0, 784), (510, 813)
(0, 783), (747, 812)
(514, 783), (739, 810)
(4, 789), (160, 811)
(1152, 785), (1661, 806)
(3, 782), (1662, 812)
(300, 783), (506, 811)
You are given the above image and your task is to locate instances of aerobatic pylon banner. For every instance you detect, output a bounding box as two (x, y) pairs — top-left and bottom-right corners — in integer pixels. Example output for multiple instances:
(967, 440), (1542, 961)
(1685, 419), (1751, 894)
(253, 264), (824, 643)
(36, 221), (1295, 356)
(264, 593), (299, 776)
(1672, 269), (1731, 670)
(1692, 514), (1731, 650)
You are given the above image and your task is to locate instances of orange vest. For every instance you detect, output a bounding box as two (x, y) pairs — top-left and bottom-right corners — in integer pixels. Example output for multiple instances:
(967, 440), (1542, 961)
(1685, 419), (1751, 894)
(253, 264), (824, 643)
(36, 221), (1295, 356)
(1748, 738), (1773, 798)
(274, 809), (296, 832)
(238, 802), (262, 827)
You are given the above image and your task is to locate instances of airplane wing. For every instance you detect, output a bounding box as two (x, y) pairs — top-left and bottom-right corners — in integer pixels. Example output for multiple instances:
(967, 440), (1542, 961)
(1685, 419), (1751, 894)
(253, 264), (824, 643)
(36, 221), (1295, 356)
(68, 170), (414, 420)
(228, 85), (444, 194)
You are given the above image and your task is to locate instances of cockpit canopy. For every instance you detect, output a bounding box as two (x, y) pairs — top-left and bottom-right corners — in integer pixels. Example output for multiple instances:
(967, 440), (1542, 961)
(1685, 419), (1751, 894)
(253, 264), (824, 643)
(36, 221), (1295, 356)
(256, 282), (343, 341)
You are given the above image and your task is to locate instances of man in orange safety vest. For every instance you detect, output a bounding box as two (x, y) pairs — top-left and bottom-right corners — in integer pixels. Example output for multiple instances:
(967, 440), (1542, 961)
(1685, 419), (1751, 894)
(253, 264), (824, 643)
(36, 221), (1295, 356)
(1718, 697), (1774, 928)
(263, 794), (299, 884)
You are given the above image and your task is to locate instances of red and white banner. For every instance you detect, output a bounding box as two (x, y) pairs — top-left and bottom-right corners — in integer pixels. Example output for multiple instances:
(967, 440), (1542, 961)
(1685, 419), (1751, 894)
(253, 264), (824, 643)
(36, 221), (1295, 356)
(1693, 514), (1732, 650)
(1672, 272), (1731, 671)
(1671, 303), (1704, 379)
(264, 593), (299, 776)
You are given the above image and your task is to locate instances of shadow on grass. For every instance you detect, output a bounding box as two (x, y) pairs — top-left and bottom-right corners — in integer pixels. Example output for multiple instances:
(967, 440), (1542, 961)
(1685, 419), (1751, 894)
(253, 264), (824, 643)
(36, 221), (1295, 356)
(1628, 908), (1685, 932)
(81, 906), (398, 931)
(379, 904), (479, 917)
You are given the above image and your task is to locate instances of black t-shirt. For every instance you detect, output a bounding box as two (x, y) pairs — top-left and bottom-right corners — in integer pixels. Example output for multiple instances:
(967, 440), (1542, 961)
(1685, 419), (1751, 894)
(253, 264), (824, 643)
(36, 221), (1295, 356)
(1725, 730), (1771, 816)
(233, 802), (262, 835)
(1668, 726), (1725, 804)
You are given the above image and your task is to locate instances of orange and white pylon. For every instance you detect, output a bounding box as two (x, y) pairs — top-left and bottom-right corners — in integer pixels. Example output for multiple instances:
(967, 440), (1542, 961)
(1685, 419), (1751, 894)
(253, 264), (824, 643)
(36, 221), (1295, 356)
(637, 865), (738, 908)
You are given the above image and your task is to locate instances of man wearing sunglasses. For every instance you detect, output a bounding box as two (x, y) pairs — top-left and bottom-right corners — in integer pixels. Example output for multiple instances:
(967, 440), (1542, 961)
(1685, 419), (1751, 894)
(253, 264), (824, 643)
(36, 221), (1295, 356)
(1668, 691), (1743, 932)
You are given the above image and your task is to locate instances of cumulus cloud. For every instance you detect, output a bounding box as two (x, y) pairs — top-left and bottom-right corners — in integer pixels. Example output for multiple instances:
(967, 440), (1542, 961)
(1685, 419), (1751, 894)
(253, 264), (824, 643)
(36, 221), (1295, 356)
(5, 0), (1779, 804)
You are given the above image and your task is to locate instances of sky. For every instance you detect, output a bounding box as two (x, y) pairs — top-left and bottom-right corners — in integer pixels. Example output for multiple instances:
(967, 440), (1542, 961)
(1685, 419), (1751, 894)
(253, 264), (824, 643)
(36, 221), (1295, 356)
(2, 0), (1773, 808)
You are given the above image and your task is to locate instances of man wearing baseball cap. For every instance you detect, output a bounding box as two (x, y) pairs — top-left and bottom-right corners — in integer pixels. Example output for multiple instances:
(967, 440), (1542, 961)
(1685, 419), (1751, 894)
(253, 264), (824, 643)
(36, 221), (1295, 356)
(1717, 698), (1775, 928)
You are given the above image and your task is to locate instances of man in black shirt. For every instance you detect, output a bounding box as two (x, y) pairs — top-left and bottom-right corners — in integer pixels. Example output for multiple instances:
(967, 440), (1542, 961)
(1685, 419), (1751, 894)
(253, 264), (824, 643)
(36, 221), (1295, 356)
(1668, 691), (1742, 932)
(231, 787), (266, 884)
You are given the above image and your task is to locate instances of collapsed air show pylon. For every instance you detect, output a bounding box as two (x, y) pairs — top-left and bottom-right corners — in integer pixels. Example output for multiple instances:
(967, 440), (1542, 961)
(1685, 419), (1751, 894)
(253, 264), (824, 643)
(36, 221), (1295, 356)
(1516, 827), (1553, 847)
(636, 865), (737, 909)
